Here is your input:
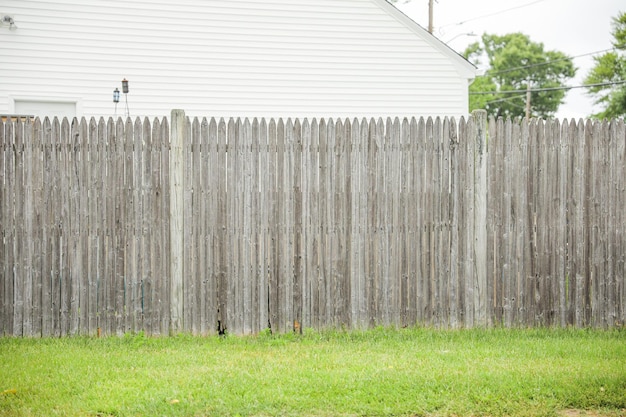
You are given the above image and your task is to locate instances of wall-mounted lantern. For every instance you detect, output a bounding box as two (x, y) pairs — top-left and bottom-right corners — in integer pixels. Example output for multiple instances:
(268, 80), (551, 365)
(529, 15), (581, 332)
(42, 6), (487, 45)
(113, 88), (120, 116)
(121, 79), (130, 117)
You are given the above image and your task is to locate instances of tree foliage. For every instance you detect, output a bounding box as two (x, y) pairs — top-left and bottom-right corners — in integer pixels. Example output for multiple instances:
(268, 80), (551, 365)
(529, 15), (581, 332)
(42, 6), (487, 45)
(464, 33), (576, 119)
(585, 12), (626, 119)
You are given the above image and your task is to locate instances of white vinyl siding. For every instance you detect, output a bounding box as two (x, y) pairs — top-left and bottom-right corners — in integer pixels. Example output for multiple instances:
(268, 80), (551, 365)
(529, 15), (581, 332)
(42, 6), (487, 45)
(0, 0), (475, 119)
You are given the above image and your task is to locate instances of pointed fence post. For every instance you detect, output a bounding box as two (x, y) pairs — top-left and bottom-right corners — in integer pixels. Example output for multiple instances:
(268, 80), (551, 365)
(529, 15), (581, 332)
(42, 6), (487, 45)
(472, 109), (489, 327)
(170, 109), (186, 333)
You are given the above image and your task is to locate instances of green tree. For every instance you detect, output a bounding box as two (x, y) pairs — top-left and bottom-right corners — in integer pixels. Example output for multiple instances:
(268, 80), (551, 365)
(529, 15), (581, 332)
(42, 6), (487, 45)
(585, 12), (626, 119)
(464, 33), (576, 119)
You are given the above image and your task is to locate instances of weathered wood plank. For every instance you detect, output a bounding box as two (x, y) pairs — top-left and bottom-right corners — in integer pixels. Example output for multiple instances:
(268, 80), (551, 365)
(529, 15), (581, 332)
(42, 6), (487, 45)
(301, 118), (312, 330)
(241, 118), (253, 334)
(352, 118), (368, 329)
(141, 117), (153, 334)
(29, 119), (43, 336)
(250, 118), (262, 334)
(421, 117), (434, 325)
(590, 120), (607, 327)
(57, 119), (71, 336)
(189, 117), (201, 334)
(435, 116), (447, 326)
(317, 119), (329, 328)
(205, 117), (219, 335)
(153, 117), (168, 335)
(87, 118), (101, 335)
(499, 118), (513, 327)
(198, 117), (211, 335)
(257, 118), (269, 333)
(447, 117), (460, 328)
(91, 117), (110, 334)
(293, 119), (303, 332)
(279, 119), (294, 332)
(407, 117), (420, 327)
(399, 118), (410, 328)
(267, 118), (279, 333)
(128, 117), (142, 333)
(146, 118), (159, 335)
(78, 118), (90, 335)
(413, 117), (425, 324)
(182, 116), (193, 332)
(65, 118), (79, 335)
(13, 118), (26, 336)
(2, 119), (15, 336)
(542, 119), (556, 325)
(614, 119), (626, 326)
(0, 118), (6, 336)
(113, 118), (127, 336)
(554, 119), (568, 327)
(388, 118), (401, 328)
(526, 118), (539, 326)
(608, 119), (625, 326)
(169, 110), (185, 333)
(486, 116), (499, 326)
(103, 118), (116, 336)
(576, 119), (590, 326)
(332, 118), (347, 328)
(308, 119), (321, 330)
(22, 118), (37, 337)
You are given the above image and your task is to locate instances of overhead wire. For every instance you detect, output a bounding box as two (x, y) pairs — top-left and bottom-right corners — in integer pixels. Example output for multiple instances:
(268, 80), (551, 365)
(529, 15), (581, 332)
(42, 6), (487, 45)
(481, 48), (616, 76)
(483, 94), (528, 105)
(470, 80), (626, 95)
(438, 0), (547, 29)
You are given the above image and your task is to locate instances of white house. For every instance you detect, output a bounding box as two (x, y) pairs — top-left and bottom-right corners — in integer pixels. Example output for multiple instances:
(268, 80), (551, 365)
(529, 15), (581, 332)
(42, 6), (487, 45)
(0, 0), (477, 120)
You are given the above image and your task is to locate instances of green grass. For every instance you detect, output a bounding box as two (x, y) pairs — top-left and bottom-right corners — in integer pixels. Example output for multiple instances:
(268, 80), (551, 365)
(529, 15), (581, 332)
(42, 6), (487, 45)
(1, 327), (625, 417)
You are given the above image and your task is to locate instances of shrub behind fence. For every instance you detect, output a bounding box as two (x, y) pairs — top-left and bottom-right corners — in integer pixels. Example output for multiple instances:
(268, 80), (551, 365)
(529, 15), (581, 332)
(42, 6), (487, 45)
(0, 111), (624, 336)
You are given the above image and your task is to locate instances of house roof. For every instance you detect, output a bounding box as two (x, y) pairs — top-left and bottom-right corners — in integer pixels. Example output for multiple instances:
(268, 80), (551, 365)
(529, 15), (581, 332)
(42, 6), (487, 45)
(373, 0), (478, 80)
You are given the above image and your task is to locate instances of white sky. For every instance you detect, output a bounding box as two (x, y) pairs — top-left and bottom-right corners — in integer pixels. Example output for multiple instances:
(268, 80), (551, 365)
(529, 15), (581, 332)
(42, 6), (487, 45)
(396, 0), (624, 120)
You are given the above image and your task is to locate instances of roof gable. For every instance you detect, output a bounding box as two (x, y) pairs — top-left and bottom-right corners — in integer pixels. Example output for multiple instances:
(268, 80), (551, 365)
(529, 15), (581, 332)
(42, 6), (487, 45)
(372, 0), (477, 79)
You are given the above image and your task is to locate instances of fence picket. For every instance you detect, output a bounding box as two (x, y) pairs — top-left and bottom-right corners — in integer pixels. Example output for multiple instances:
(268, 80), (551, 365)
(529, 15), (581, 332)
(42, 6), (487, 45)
(3, 119), (15, 336)
(0, 119), (6, 336)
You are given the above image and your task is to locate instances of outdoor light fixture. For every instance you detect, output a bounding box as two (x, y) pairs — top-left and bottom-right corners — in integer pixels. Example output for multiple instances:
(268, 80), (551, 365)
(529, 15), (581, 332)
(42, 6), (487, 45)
(121, 79), (130, 117)
(113, 88), (120, 116)
(1, 15), (17, 30)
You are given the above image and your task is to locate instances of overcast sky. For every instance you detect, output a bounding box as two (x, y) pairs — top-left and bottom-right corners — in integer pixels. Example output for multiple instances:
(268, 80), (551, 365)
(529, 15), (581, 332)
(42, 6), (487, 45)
(396, 0), (623, 120)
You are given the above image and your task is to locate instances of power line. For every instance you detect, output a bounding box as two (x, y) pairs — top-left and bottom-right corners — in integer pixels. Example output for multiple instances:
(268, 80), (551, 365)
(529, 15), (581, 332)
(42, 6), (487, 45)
(439, 0), (546, 29)
(469, 80), (626, 95)
(483, 94), (528, 105)
(481, 48), (615, 76)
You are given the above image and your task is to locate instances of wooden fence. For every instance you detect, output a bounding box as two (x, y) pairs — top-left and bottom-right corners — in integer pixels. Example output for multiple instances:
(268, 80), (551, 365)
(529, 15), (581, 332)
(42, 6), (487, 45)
(0, 110), (624, 336)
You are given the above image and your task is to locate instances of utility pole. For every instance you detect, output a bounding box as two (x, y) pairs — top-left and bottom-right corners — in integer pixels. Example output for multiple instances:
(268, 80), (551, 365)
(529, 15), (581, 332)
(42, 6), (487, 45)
(428, 0), (434, 34)
(525, 78), (531, 119)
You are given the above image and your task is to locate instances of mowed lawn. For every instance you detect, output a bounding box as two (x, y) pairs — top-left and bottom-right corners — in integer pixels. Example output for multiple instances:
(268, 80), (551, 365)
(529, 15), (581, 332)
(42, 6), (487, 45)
(0, 327), (625, 417)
